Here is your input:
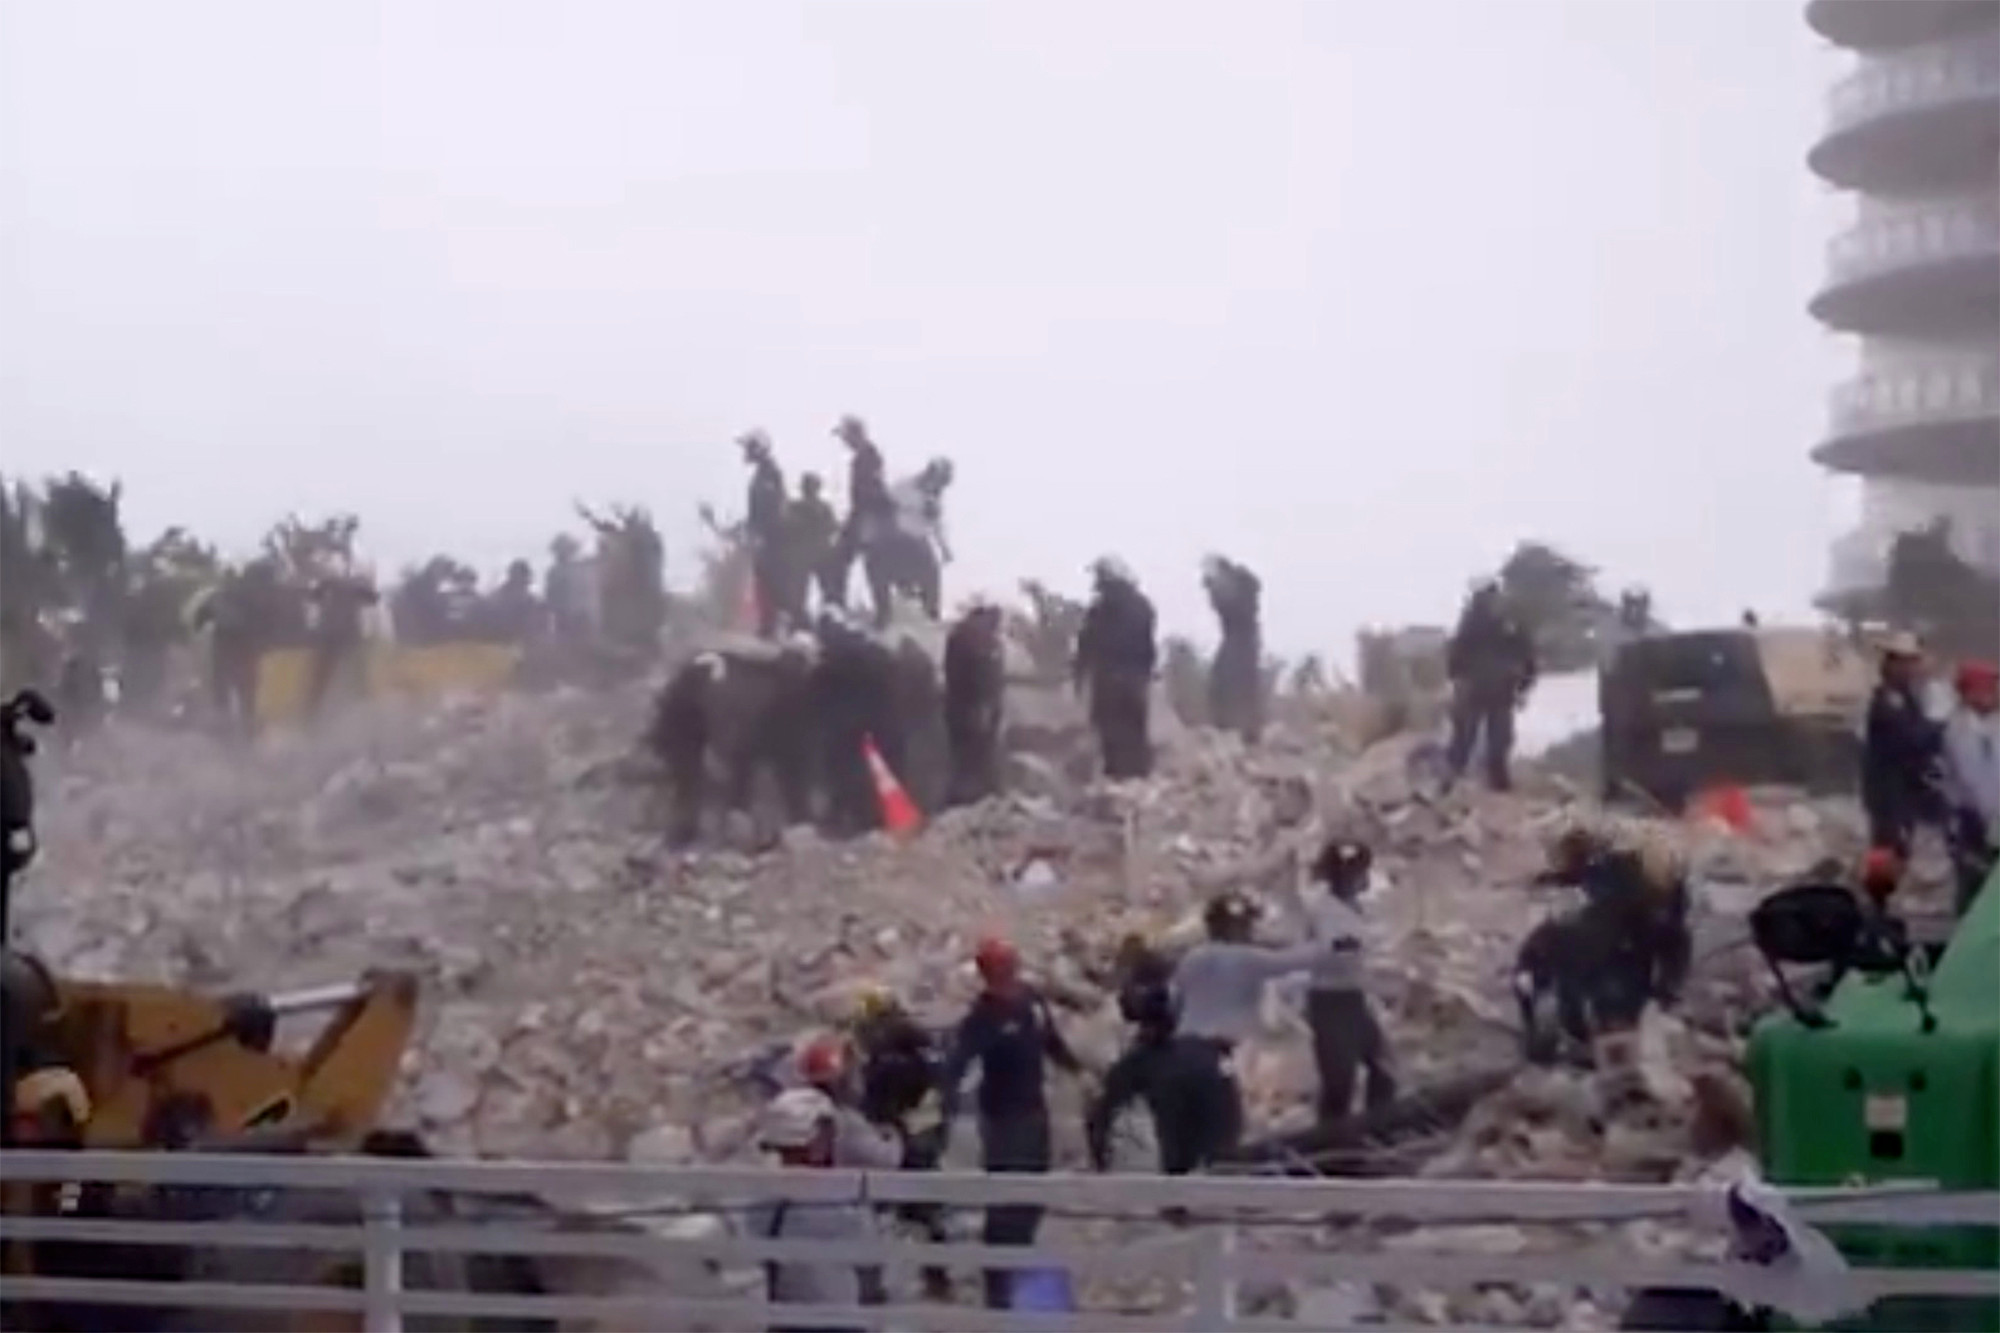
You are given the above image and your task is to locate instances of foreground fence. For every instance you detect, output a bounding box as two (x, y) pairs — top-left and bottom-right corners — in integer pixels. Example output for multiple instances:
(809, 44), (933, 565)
(1, 1149), (1995, 1330)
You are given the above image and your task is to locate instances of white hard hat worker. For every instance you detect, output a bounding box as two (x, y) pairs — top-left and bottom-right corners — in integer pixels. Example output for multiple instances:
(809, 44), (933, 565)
(759, 1087), (837, 1162)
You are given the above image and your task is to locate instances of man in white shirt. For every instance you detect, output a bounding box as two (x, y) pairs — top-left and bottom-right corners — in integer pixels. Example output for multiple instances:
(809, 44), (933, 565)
(1304, 838), (1397, 1123)
(1942, 661), (1999, 914)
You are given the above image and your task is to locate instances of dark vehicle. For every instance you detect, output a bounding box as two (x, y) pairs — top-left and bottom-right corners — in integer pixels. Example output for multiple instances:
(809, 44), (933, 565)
(1599, 628), (1869, 811)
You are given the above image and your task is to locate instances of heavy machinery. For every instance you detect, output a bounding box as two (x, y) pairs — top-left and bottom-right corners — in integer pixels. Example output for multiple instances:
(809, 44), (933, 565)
(0, 689), (674, 1330)
(1599, 626), (1870, 811)
(1622, 867), (1999, 1331)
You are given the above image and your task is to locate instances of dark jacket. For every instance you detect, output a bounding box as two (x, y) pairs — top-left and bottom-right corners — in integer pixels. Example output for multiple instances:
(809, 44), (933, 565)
(1863, 680), (1941, 818)
(747, 458), (788, 542)
(943, 614), (1004, 718)
(1074, 582), (1158, 686)
(1447, 600), (1536, 700)
(939, 987), (1080, 1123)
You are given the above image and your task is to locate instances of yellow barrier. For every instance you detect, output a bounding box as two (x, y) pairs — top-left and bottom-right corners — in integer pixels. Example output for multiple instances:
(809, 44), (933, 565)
(254, 640), (522, 729)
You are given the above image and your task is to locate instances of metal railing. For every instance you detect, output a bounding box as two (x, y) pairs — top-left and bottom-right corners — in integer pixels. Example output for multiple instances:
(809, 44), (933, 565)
(1827, 34), (2000, 133)
(1, 1149), (1996, 1330)
(1829, 362), (2000, 436)
(1825, 197), (2000, 288)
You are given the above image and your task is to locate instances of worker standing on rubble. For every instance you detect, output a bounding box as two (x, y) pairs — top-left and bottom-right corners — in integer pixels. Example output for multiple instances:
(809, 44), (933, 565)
(1941, 660), (1999, 914)
(943, 598), (1006, 806)
(1443, 581), (1537, 792)
(813, 610), (901, 837)
(740, 431), (792, 637)
(1303, 839), (1397, 1124)
(1165, 894), (1323, 1165)
(1088, 933), (1244, 1178)
(750, 1087), (884, 1329)
(1074, 558), (1158, 781)
(834, 415), (892, 573)
(1202, 555), (1264, 743)
(937, 936), (1085, 1311)
(788, 473), (842, 615)
(1863, 632), (1944, 861)
(303, 568), (378, 720)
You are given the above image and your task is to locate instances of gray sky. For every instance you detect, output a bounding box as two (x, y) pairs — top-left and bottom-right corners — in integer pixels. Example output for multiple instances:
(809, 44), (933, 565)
(1, 0), (1847, 658)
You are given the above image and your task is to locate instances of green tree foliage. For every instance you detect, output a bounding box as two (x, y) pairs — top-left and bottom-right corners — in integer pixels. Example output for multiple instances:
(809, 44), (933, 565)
(1495, 540), (1613, 674)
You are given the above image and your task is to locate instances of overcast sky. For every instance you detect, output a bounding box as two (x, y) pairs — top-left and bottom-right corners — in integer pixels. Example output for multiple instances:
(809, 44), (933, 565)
(1, 0), (1849, 657)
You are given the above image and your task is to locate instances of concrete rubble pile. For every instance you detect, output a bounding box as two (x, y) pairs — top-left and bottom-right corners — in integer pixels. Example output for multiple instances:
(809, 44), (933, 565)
(19, 681), (1885, 1324)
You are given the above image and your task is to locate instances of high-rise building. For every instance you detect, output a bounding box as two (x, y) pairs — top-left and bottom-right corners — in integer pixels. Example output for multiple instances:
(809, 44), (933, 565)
(1806, 0), (2000, 610)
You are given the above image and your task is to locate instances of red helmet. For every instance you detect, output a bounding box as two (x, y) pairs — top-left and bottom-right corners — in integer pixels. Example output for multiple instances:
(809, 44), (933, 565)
(1955, 660), (1998, 696)
(798, 1035), (848, 1088)
(973, 935), (1020, 983)
(1859, 846), (1904, 899)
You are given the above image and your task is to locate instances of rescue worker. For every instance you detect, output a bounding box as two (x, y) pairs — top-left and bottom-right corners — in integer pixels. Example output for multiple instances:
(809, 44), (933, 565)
(936, 936), (1084, 1310)
(1166, 894), (1323, 1163)
(813, 610), (902, 837)
(798, 1034), (903, 1166)
(303, 570), (379, 719)
(1861, 632), (1943, 860)
(1074, 558), (1158, 781)
(1202, 556), (1264, 743)
(943, 599), (1005, 806)
(1304, 838), (1397, 1124)
(1087, 932), (1241, 1179)
(834, 415), (893, 588)
(847, 985), (952, 1299)
(749, 1087), (882, 1329)
(740, 431), (792, 636)
(1941, 660), (1999, 914)
(788, 472), (842, 615)
(1536, 822), (1692, 1032)
(1443, 581), (1537, 792)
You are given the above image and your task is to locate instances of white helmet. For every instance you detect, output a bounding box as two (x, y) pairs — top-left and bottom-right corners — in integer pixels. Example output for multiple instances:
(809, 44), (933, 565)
(760, 1087), (834, 1149)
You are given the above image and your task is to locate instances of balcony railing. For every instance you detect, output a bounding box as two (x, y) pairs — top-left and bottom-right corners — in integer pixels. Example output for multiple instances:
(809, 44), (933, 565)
(1830, 361), (2000, 436)
(1827, 35), (2000, 134)
(1825, 197), (2000, 287)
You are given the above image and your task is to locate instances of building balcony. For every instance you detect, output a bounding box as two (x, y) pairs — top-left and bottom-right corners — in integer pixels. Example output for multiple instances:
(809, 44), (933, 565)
(1809, 33), (2000, 191)
(1806, 0), (2000, 54)
(1812, 196), (2000, 335)
(1815, 361), (2000, 483)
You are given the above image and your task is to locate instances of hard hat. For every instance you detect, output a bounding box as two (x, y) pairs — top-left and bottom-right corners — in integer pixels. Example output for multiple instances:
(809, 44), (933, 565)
(798, 1034), (848, 1087)
(1878, 629), (1923, 658)
(737, 430), (771, 456)
(1860, 845), (1903, 892)
(833, 415), (867, 440)
(973, 935), (1020, 980)
(760, 1087), (835, 1149)
(1312, 837), (1374, 884)
(1955, 660), (1998, 693)
(1091, 556), (1135, 586)
(1203, 891), (1259, 935)
(853, 983), (897, 1023)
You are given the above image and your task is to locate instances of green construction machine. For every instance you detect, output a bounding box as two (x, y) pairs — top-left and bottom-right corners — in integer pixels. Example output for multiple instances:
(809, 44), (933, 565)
(1625, 870), (1998, 1330)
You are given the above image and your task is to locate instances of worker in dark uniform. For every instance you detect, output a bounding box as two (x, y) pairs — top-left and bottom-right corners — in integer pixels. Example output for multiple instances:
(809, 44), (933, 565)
(937, 936), (1084, 1310)
(812, 611), (903, 837)
(740, 431), (792, 637)
(834, 414), (892, 586)
(1303, 838), (1396, 1124)
(1444, 582), (1537, 792)
(788, 473), (842, 616)
(1202, 555), (1264, 743)
(1862, 632), (1944, 860)
(197, 561), (278, 737)
(1074, 558), (1158, 781)
(848, 985), (952, 1299)
(943, 599), (1006, 807)
(482, 559), (544, 645)
(1536, 823), (1692, 1033)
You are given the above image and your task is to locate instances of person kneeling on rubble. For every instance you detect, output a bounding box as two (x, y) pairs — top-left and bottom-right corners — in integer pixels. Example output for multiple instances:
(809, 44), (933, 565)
(1304, 839), (1397, 1124)
(796, 1034), (905, 1170)
(1516, 823), (1692, 1059)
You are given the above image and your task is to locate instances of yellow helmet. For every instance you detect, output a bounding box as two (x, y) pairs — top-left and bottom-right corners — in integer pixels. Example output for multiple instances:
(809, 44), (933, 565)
(852, 983), (897, 1024)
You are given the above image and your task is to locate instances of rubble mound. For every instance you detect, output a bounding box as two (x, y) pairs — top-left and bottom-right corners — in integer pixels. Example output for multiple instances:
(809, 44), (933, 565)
(22, 685), (1867, 1189)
